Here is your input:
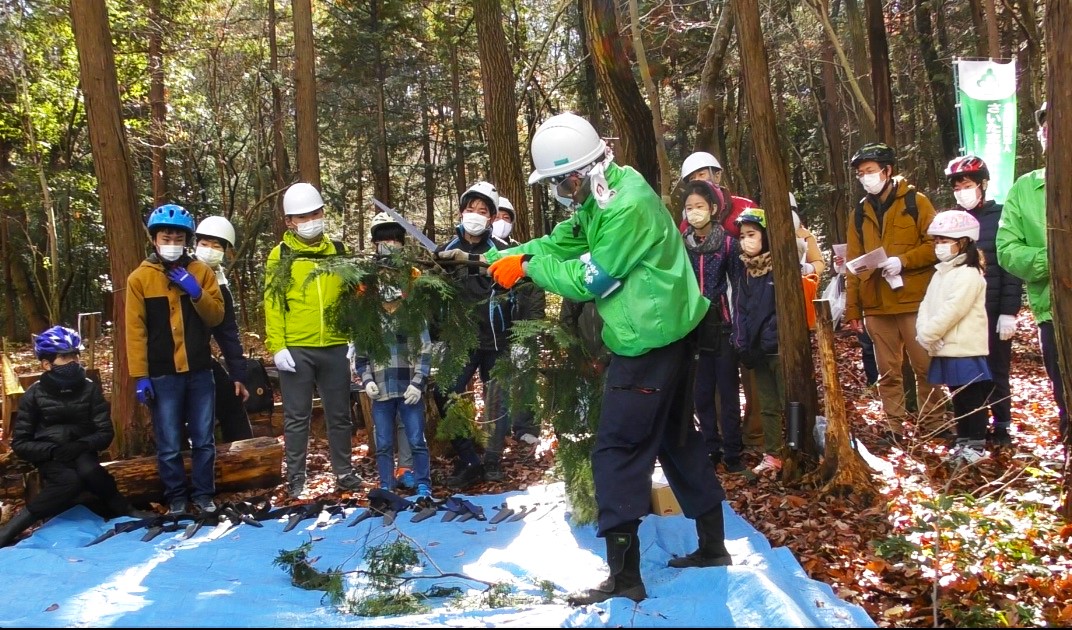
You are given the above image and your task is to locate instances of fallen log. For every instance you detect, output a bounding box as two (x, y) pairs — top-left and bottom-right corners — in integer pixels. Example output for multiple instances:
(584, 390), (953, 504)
(0, 437), (283, 506)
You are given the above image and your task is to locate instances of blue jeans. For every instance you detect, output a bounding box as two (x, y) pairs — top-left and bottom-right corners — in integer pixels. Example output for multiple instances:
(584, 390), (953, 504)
(372, 396), (430, 490)
(149, 369), (216, 502)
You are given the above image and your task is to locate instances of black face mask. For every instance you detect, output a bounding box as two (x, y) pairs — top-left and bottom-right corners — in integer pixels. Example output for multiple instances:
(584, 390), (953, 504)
(50, 362), (86, 384)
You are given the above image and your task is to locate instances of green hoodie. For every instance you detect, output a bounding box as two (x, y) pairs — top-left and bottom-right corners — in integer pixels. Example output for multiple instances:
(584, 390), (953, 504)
(996, 168), (1048, 322)
(485, 163), (708, 357)
(264, 231), (350, 354)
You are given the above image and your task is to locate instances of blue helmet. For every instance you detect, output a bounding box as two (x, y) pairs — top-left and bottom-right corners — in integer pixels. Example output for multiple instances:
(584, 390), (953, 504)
(147, 204), (195, 237)
(34, 325), (83, 358)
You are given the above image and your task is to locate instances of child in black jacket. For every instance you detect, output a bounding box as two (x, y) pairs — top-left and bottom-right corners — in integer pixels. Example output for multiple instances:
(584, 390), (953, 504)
(1, 326), (150, 547)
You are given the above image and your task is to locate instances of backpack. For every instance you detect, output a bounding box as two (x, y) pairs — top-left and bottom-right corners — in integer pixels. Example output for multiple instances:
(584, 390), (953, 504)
(854, 189), (917, 237)
(244, 356), (274, 414)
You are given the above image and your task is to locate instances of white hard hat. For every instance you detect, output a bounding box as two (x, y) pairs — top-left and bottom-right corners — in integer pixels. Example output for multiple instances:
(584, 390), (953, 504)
(792, 210), (801, 232)
(680, 151), (722, 183)
(194, 216), (236, 248)
(460, 181), (499, 212)
(788, 192), (798, 209)
(283, 182), (324, 216)
(498, 196), (515, 218)
(527, 112), (607, 185)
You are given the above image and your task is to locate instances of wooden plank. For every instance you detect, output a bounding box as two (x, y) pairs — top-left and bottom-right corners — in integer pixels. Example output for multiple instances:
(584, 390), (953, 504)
(1, 350), (25, 446)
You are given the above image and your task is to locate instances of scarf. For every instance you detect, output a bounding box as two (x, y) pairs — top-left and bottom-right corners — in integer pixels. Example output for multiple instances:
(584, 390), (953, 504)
(683, 223), (728, 255)
(741, 251), (773, 278)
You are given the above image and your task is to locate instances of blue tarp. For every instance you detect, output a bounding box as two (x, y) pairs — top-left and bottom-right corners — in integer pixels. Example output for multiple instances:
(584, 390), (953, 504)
(0, 482), (875, 627)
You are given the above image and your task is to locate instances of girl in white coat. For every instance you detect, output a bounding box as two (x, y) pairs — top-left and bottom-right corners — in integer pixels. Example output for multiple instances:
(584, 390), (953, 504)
(916, 210), (992, 462)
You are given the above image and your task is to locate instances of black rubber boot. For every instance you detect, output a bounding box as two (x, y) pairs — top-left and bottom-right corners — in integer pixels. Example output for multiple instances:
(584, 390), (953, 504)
(0, 509), (37, 547)
(568, 521), (647, 605)
(668, 506), (733, 568)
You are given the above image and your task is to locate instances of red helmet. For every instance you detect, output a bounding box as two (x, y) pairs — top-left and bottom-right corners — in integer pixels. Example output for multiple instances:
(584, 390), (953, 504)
(944, 155), (990, 182)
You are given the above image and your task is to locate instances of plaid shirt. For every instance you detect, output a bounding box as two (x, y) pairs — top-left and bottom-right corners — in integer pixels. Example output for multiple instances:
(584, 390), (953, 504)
(353, 327), (432, 399)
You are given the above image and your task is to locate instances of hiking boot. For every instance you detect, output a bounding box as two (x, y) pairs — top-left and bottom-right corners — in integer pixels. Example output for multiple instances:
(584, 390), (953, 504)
(192, 496), (217, 514)
(287, 476), (306, 497)
(988, 425), (1013, 447)
(336, 473), (364, 492)
(751, 454), (782, 476)
(484, 460), (504, 482)
(446, 463), (485, 490)
(722, 458), (747, 474)
(568, 523), (646, 605)
(168, 500), (188, 515)
(395, 467), (416, 490)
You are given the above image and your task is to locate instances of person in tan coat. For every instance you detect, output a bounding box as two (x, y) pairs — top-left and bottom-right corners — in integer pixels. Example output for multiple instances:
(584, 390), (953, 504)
(843, 143), (943, 442)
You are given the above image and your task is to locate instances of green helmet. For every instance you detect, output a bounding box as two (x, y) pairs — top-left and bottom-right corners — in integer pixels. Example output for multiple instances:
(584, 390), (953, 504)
(735, 208), (767, 230)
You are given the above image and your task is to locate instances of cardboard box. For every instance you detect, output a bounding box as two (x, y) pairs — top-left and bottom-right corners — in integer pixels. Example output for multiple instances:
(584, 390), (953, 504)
(650, 481), (682, 516)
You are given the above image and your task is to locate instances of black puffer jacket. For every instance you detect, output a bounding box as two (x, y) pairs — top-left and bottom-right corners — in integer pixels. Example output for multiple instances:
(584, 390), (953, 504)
(435, 229), (514, 351)
(965, 200), (1023, 318)
(11, 371), (113, 464)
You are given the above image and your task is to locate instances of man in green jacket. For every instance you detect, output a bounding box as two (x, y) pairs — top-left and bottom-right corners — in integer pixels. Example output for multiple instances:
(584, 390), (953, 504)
(996, 101), (1066, 442)
(265, 182), (362, 496)
(485, 113), (733, 605)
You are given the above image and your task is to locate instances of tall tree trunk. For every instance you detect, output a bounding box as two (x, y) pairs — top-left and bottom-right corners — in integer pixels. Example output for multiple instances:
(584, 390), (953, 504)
(448, 9), (466, 198)
(574, 0), (600, 124)
(369, 0), (391, 206)
(421, 75), (437, 241)
(695, 6), (734, 154)
(820, 41), (849, 245)
(732, 0), (819, 470)
(1016, 0), (1043, 176)
(865, 0), (896, 146)
(580, 0), (659, 190)
(148, 0), (168, 205)
(292, 0), (320, 188)
(966, 0), (988, 57)
(844, 0), (877, 142)
(268, 0), (288, 240)
(626, 0), (671, 203)
(71, 0), (153, 458)
(7, 239), (50, 334)
(914, 0), (959, 160)
(474, 0), (529, 241)
(1044, 0), (1072, 523)
(804, 0), (877, 134)
(984, 0), (1000, 58)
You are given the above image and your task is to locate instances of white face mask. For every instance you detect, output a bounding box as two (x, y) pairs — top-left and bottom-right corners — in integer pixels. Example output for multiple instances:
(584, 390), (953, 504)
(953, 187), (981, 211)
(294, 218), (324, 240)
(195, 246), (225, 268)
(158, 244), (184, 262)
(375, 241), (402, 256)
(935, 243), (958, 262)
(686, 209), (711, 229)
(491, 219), (513, 240)
(858, 172), (887, 195)
(740, 233), (763, 257)
(460, 212), (488, 236)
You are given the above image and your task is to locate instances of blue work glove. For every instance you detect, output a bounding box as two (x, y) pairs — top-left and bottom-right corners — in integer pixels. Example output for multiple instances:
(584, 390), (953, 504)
(135, 377), (155, 404)
(166, 267), (203, 300)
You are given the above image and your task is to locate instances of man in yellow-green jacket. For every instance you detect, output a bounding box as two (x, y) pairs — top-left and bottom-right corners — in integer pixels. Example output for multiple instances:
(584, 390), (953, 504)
(484, 113), (732, 605)
(265, 182), (361, 496)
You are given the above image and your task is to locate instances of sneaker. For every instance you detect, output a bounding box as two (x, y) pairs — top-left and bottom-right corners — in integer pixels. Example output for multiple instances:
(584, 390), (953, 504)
(518, 433), (539, 446)
(168, 500), (188, 515)
(395, 468), (416, 490)
(192, 496), (217, 514)
(416, 483), (432, 499)
(946, 439), (987, 466)
(446, 463), (485, 490)
(287, 476), (306, 497)
(336, 473), (364, 492)
(751, 454), (782, 476)
(484, 460), (504, 482)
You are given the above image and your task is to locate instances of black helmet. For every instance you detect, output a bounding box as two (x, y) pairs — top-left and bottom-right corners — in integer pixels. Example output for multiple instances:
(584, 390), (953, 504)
(850, 142), (896, 169)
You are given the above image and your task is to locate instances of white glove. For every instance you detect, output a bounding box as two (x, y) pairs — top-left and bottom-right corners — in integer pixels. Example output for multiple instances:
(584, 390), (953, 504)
(878, 256), (903, 278)
(364, 381), (380, 398)
(996, 314), (1017, 341)
(801, 262), (816, 275)
(402, 384), (422, 405)
(273, 349), (296, 373)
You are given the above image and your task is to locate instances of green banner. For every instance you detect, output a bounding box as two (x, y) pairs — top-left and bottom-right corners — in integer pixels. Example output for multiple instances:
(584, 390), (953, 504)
(955, 59), (1017, 204)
